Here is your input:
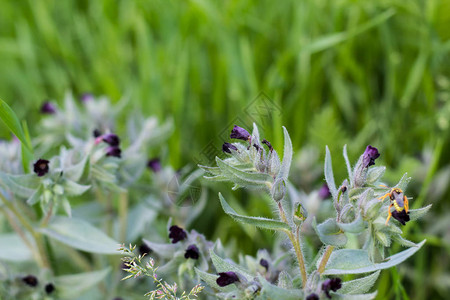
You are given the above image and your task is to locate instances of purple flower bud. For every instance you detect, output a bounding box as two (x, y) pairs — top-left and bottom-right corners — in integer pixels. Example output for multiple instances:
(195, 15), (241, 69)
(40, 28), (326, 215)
(392, 210), (410, 225)
(259, 259), (269, 271)
(262, 139), (273, 151)
(106, 146), (122, 158)
(362, 145), (380, 168)
(40, 102), (56, 114)
(184, 244), (200, 260)
(322, 278), (342, 299)
(139, 243), (153, 256)
(80, 93), (94, 102)
(22, 275), (38, 287)
(306, 293), (319, 300)
(93, 129), (102, 138)
(222, 142), (238, 154)
(102, 133), (120, 146)
(45, 283), (55, 294)
(33, 159), (50, 177)
(216, 272), (239, 287)
(230, 125), (250, 141)
(147, 158), (162, 173)
(168, 225), (187, 243)
(319, 183), (331, 199)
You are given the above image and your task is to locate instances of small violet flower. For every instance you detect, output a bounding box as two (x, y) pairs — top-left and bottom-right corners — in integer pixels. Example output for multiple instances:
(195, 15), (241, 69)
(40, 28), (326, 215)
(45, 283), (55, 294)
(259, 258), (269, 271)
(139, 243), (152, 256)
(106, 146), (121, 158)
(40, 102), (56, 114)
(22, 275), (38, 287)
(216, 272), (239, 287)
(222, 142), (238, 154)
(80, 93), (94, 102)
(168, 225), (187, 243)
(230, 125), (250, 141)
(362, 145), (380, 168)
(322, 278), (342, 299)
(102, 133), (120, 147)
(33, 159), (50, 177)
(306, 294), (319, 300)
(319, 183), (331, 199)
(392, 210), (410, 225)
(184, 244), (200, 260)
(147, 158), (162, 173)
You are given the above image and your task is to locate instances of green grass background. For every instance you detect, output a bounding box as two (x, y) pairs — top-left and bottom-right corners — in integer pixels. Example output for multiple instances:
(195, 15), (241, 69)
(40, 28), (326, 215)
(1, 0), (449, 299)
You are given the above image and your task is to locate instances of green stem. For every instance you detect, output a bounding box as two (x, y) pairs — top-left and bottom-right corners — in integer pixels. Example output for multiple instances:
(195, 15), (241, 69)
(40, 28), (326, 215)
(0, 192), (51, 269)
(318, 245), (334, 274)
(277, 201), (308, 288)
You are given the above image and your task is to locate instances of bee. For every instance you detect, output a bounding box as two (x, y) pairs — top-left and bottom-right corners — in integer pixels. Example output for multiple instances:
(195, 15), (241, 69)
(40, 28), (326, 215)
(378, 187), (409, 225)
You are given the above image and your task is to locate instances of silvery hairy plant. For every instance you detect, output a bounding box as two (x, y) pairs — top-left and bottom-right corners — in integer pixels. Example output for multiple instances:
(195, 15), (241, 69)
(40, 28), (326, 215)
(194, 124), (432, 299)
(0, 94), (207, 299)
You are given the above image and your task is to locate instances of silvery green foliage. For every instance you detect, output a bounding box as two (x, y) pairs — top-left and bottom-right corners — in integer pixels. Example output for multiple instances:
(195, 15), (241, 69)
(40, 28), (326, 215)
(197, 125), (430, 300)
(0, 94), (209, 299)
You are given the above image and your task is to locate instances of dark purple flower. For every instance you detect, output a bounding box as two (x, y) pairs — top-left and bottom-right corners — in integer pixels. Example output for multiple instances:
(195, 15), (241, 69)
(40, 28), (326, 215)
(139, 243), (152, 256)
(33, 159), (50, 177)
(230, 125), (250, 141)
(106, 146), (122, 158)
(216, 272), (239, 287)
(222, 142), (238, 154)
(93, 129), (102, 138)
(22, 275), (38, 287)
(80, 93), (94, 102)
(362, 145), (380, 168)
(45, 283), (55, 294)
(392, 210), (410, 225)
(169, 225), (187, 243)
(184, 244), (200, 260)
(322, 278), (342, 299)
(306, 293), (319, 300)
(319, 183), (331, 199)
(259, 258), (269, 271)
(102, 133), (120, 146)
(147, 158), (162, 173)
(40, 102), (56, 114)
(262, 139), (273, 151)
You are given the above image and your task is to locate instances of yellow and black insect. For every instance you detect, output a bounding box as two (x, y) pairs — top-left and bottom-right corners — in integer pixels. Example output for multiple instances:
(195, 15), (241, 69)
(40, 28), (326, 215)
(378, 187), (409, 225)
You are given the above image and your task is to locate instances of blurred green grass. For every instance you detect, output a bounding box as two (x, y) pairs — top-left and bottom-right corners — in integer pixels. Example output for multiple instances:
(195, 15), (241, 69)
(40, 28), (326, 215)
(1, 0), (450, 299)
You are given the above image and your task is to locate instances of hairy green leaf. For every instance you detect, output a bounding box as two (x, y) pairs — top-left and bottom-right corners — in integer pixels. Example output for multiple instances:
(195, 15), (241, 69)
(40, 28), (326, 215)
(0, 233), (32, 261)
(40, 216), (119, 254)
(340, 271), (380, 294)
(325, 146), (337, 199)
(313, 218), (347, 247)
(219, 193), (290, 232)
(54, 268), (110, 299)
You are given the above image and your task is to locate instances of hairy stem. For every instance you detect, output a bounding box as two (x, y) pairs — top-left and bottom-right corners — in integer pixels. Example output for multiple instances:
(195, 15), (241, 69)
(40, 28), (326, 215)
(277, 201), (308, 288)
(318, 245), (334, 274)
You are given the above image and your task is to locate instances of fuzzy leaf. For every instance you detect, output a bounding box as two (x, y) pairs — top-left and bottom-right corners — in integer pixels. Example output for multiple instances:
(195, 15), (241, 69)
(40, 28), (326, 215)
(395, 173), (411, 191)
(338, 214), (366, 234)
(62, 179), (91, 196)
(210, 249), (253, 281)
(216, 157), (272, 190)
(219, 193), (290, 232)
(325, 146), (337, 199)
(276, 126), (293, 181)
(54, 268), (110, 299)
(332, 291), (377, 299)
(313, 218), (347, 247)
(64, 155), (89, 181)
(0, 233), (32, 261)
(142, 239), (178, 259)
(258, 275), (303, 300)
(26, 185), (43, 205)
(408, 204), (432, 221)
(322, 240), (425, 275)
(366, 167), (386, 184)
(340, 271), (380, 294)
(343, 145), (353, 186)
(40, 216), (119, 254)
(0, 172), (40, 198)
